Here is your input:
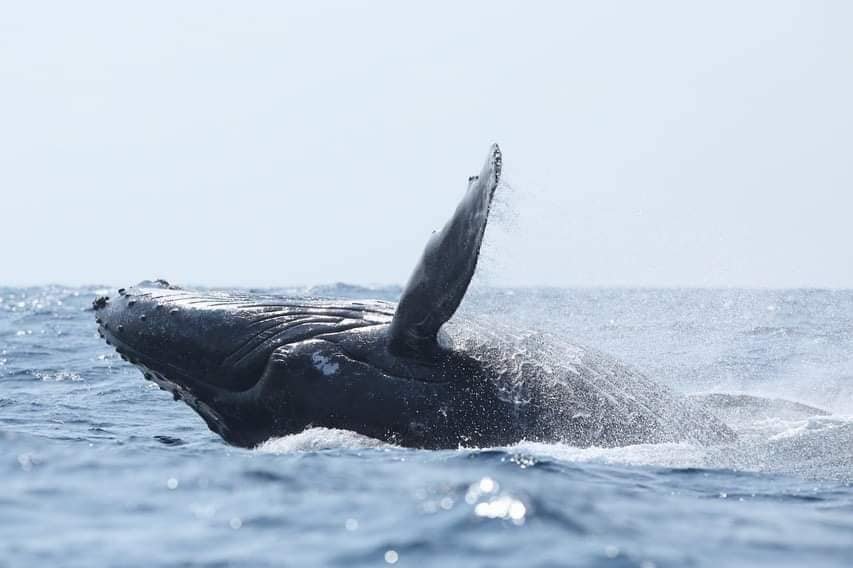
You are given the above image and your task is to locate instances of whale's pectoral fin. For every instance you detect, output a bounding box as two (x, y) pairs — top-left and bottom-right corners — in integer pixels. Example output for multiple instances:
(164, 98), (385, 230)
(388, 143), (502, 360)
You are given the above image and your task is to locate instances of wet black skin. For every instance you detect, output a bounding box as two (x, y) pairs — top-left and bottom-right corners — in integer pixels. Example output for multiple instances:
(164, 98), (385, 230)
(94, 283), (527, 448)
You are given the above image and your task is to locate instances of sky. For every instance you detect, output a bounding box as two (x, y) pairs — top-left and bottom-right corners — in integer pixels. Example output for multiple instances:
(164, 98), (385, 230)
(1, 1), (851, 288)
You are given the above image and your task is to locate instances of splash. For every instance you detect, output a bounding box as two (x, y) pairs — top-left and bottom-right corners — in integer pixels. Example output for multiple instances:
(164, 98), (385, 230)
(256, 427), (392, 453)
(508, 409), (853, 482)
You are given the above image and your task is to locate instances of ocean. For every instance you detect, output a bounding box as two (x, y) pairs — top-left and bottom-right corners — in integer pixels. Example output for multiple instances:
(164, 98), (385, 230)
(2, 285), (852, 567)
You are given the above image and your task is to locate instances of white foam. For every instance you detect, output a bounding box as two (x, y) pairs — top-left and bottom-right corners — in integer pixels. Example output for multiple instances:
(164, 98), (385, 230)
(508, 413), (853, 479)
(511, 440), (709, 470)
(256, 427), (392, 453)
(767, 414), (852, 442)
(252, 414), (853, 480)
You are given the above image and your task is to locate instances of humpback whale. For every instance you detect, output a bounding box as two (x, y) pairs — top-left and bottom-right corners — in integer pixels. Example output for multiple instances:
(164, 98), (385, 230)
(93, 144), (735, 448)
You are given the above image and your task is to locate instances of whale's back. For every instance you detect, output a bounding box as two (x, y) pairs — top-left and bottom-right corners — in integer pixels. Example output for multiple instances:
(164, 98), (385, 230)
(450, 322), (736, 447)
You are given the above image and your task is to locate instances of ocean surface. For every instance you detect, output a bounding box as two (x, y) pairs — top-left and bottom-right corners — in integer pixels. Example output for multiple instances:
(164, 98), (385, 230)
(2, 285), (852, 567)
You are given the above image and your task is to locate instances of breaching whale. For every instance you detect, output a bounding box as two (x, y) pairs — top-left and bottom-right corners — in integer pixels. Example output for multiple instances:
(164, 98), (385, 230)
(93, 144), (735, 448)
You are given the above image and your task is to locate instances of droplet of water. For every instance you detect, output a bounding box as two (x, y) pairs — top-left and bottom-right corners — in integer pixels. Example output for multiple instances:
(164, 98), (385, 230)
(473, 495), (527, 525)
(479, 477), (497, 493)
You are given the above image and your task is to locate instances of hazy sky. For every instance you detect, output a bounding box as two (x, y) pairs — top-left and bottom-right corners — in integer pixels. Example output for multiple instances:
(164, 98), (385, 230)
(2, 1), (851, 288)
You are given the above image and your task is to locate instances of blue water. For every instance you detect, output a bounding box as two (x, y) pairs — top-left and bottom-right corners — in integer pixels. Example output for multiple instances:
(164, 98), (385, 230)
(2, 285), (852, 567)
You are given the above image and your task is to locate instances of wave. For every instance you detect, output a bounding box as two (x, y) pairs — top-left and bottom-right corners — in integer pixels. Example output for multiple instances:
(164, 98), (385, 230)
(256, 427), (392, 453)
(252, 410), (853, 482)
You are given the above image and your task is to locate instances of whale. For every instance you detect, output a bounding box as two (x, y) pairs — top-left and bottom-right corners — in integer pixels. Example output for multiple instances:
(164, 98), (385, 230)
(93, 144), (735, 449)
